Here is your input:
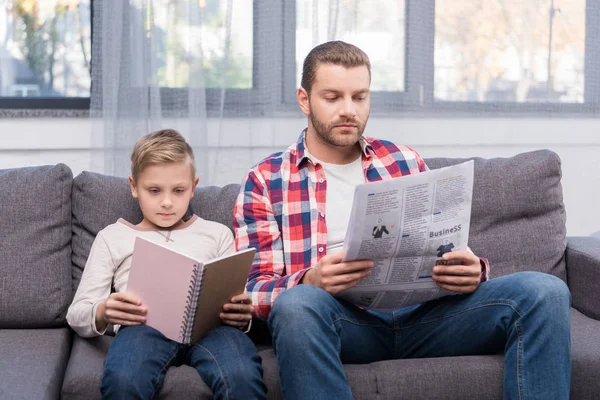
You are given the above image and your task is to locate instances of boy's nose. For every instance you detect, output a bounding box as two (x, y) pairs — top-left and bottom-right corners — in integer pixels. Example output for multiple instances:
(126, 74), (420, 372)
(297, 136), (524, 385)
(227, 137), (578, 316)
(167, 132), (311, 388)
(161, 196), (173, 208)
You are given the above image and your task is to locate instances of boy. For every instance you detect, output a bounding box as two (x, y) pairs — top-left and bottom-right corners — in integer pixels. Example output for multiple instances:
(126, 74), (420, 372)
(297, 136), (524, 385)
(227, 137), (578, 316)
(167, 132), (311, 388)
(67, 129), (267, 399)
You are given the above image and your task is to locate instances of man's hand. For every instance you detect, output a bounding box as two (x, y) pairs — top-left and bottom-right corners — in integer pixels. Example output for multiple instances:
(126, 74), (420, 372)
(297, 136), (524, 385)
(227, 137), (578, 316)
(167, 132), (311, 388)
(301, 252), (373, 295)
(96, 292), (147, 332)
(220, 293), (253, 330)
(432, 251), (482, 294)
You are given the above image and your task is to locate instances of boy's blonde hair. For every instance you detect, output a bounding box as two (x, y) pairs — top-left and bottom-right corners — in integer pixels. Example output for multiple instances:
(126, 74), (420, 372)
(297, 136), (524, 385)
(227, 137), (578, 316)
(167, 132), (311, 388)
(130, 129), (195, 181)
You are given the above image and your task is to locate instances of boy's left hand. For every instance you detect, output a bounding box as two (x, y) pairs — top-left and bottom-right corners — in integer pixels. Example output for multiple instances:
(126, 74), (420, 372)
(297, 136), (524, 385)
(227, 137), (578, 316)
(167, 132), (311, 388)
(432, 250), (482, 294)
(220, 293), (253, 330)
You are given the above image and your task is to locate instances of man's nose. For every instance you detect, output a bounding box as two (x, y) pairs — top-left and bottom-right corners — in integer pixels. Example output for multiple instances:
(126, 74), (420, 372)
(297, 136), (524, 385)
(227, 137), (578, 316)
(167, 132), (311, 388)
(339, 97), (356, 118)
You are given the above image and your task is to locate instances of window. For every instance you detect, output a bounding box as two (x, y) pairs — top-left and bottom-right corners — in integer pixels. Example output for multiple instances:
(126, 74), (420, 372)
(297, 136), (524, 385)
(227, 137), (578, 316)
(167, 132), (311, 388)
(283, 0), (600, 115)
(0, 0), (91, 108)
(295, 0), (406, 92)
(152, 0), (253, 90)
(435, 0), (585, 104)
(3, 0), (600, 114)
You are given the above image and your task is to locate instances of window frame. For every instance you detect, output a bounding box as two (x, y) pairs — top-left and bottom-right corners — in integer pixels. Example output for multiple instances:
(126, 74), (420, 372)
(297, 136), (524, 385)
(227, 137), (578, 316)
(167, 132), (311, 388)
(279, 0), (600, 117)
(3, 0), (600, 116)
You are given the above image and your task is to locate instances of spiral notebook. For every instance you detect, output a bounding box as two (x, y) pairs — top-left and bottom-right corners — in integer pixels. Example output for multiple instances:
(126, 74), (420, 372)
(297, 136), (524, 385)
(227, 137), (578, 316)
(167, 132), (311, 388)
(126, 237), (256, 344)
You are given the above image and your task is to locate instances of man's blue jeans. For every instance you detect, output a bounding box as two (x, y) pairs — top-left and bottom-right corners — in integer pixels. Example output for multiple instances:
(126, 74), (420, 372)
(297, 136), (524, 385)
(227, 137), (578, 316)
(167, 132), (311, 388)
(268, 271), (571, 400)
(101, 324), (267, 399)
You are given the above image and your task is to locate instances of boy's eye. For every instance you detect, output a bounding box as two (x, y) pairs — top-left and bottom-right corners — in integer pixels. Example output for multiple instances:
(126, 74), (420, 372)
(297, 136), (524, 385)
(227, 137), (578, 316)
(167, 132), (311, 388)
(149, 188), (160, 194)
(175, 188), (185, 194)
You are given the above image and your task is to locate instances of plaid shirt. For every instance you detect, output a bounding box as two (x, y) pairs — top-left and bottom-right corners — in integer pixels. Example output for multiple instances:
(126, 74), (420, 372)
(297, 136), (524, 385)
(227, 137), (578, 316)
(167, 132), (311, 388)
(234, 131), (490, 318)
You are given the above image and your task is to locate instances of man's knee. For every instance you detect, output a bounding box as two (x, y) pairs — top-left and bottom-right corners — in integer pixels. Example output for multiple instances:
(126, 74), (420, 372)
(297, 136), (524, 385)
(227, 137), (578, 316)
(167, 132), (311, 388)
(514, 271), (569, 297)
(501, 271), (571, 311)
(268, 285), (334, 329)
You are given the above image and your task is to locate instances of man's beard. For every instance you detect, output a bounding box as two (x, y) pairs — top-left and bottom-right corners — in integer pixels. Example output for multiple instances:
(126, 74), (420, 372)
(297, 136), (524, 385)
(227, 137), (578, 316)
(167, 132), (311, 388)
(309, 104), (367, 148)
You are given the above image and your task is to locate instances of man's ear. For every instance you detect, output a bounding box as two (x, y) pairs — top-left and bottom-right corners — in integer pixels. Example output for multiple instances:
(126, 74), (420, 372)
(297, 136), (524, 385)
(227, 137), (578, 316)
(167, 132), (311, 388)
(297, 87), (310, 116)
(129, 176), (139, 198)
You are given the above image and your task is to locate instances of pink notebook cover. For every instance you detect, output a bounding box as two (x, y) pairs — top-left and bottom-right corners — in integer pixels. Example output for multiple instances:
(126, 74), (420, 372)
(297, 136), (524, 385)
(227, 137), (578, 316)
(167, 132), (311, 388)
(126, 237), (204, 343)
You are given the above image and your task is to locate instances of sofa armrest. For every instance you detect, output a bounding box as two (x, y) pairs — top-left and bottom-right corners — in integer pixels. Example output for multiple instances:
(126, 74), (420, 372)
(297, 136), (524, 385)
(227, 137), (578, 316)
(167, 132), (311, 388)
(566, 236), (600, 320)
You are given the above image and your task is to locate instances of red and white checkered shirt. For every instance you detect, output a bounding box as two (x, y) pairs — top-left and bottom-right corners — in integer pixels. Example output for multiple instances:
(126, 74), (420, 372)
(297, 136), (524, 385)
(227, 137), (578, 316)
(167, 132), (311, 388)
(234, 130), (489, 318)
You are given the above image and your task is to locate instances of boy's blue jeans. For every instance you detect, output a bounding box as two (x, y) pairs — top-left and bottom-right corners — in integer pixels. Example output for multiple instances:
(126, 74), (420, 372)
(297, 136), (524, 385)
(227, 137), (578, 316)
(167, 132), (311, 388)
(101, 324), (267, 400)
(268, 271), (571, 400)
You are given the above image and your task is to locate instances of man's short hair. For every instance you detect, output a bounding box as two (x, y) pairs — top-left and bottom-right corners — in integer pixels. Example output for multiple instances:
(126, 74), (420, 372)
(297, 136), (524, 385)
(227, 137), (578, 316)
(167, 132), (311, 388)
(130, 129), (195, 180)
(301, 40), (371, 95)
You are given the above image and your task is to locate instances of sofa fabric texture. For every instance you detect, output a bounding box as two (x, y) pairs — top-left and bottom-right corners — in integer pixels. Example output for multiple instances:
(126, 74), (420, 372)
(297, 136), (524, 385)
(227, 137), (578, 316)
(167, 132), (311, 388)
(0, 164), (73, 328)
(0, 328), (72, 400)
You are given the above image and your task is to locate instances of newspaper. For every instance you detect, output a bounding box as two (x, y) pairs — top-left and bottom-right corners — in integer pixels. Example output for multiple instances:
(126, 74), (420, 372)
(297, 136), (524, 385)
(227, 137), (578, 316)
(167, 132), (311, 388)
(338, 161), (475, 311)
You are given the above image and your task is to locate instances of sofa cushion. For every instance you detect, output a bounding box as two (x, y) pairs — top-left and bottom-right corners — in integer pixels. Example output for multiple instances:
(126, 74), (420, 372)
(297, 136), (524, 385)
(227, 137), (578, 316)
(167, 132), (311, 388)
(570, 308), (600, 400)
(0, 328), (72, 399)
(0, 164), (73, 327)
(425, 150), (566, 281)
(71, 170), (240, 291)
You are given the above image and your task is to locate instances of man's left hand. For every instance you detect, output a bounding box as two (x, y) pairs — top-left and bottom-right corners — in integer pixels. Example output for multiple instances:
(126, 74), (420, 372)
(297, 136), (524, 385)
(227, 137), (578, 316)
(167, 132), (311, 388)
(432, 251), (482, 294)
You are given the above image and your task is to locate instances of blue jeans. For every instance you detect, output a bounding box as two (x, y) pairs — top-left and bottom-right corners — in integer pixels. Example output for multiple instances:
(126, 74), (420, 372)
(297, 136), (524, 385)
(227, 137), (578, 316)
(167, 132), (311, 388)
(101, 325), (267, 400)
(268, 271), (571, 400)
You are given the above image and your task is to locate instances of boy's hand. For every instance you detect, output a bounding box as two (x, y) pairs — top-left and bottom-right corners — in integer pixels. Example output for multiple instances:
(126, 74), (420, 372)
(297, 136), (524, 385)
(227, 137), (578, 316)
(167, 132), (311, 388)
(432, 251), (482, 294)
(95, 292), (147, 332)
(220, 293), (253, 330)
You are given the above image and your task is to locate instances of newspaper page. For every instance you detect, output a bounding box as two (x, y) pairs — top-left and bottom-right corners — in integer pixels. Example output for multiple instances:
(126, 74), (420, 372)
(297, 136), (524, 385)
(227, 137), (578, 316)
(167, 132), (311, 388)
(337, 161), (475, 311)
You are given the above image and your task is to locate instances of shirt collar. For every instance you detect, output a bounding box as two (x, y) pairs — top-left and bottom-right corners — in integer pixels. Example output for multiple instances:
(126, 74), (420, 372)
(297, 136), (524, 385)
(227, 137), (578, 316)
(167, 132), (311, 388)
(294, 128), (374, 168)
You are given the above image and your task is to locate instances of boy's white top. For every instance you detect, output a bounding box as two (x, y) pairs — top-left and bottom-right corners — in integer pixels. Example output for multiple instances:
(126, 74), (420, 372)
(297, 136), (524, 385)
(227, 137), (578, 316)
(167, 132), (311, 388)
(66, 215), (234, 337)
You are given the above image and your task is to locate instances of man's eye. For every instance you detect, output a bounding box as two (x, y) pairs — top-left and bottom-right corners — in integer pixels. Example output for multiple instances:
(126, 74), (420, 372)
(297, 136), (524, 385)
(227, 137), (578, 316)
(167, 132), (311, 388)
(325, 97), (338, 102)
(355, 97), (366, 101)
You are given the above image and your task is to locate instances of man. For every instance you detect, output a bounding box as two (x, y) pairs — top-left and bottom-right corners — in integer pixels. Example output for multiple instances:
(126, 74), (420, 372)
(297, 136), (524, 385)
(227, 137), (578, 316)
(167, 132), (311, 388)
(234, 41), (571, 399)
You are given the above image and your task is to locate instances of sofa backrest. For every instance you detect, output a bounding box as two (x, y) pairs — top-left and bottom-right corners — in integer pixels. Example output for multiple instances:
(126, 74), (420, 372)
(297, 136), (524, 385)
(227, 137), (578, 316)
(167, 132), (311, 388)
(425, 149), (566, 282)
(71, 148), (567, 292)
(0, 164), (73, 328)
(70, 171), (240, 292)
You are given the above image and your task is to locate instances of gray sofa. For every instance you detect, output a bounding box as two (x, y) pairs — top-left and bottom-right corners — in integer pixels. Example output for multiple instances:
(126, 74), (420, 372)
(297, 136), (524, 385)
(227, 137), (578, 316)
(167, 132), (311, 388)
(1, 149), (599, 399)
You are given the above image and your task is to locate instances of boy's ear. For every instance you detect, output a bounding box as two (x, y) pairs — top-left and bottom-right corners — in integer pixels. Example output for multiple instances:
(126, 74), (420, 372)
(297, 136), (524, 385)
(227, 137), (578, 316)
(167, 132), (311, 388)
(190, 176), (199, 198)
(129, 176), (139, 198)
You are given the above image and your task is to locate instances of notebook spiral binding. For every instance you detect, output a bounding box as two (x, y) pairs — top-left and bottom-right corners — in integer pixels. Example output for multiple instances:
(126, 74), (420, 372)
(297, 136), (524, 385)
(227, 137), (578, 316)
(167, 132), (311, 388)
(178, 263), (205, 344)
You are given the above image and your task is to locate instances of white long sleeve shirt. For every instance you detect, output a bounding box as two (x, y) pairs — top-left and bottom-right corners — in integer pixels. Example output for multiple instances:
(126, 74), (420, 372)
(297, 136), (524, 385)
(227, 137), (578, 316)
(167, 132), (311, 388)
(67, 215), (234, 337)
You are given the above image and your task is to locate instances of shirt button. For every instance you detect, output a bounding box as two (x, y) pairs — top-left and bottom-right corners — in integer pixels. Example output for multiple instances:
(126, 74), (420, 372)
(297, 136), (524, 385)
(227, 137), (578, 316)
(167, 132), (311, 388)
(318, 247), (324, 253)
(320, 212), (325, 218)
(318, 178), (324, 183)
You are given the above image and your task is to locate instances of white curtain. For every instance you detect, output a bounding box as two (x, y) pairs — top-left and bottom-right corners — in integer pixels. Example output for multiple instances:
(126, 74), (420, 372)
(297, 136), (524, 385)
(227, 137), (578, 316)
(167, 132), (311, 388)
(91, 0), (248, 185)
(90, 0), (589, 185)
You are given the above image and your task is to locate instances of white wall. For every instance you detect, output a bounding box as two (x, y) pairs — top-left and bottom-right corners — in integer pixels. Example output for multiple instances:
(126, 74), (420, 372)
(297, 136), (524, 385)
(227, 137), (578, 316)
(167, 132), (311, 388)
(1, 117), (599, 236)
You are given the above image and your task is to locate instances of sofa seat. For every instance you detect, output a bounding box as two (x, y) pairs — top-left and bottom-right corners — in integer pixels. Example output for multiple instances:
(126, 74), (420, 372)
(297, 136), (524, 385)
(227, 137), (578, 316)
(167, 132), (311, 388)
(61, 308), (600, 399)
(0, 328), (71, 400)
